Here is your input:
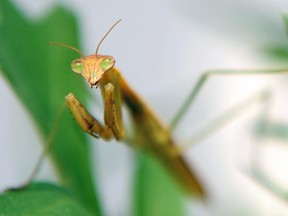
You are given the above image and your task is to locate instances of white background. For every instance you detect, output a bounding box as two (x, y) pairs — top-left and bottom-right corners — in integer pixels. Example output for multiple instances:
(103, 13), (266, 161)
(1, 0), (288, 215)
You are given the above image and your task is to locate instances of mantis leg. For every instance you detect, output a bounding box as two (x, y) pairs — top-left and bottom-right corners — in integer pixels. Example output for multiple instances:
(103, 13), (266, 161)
(103, 83), (125, 140)
(168, 67), (288, 155)
(66, 81), (125, 141)
(169, 68), (288, 131)
(176, 88), (272, 155)
(65, 93), (113, 140)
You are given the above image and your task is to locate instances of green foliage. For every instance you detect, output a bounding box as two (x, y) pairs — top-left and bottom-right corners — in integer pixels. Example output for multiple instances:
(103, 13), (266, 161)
(261, 45), (288, 61)
(134, 153), (185, 216)
(0, 0), (186, 215)
(0, 0), (101, 215)
(260, 13), (288, 62)
(0, 183), (94, 216)
(283, 12), (288, 34)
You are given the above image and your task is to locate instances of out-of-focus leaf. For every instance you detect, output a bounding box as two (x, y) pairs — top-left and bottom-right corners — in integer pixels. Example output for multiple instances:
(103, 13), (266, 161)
(0, 0), (102, 215)
(260, 45), (288, 61)
(258, 14), (288, 62)
(133, 153), (185, 216)
(0, 182), (94, 216)
(283, 13), (288, 34)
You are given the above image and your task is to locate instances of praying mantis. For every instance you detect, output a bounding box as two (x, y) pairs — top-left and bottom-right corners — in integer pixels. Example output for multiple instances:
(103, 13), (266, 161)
(49, 19), (288, 200)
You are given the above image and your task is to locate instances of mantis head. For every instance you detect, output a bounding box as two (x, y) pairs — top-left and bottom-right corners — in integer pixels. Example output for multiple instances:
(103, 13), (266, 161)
(50, 19), (121, 88)
(70, 54), (115, 87)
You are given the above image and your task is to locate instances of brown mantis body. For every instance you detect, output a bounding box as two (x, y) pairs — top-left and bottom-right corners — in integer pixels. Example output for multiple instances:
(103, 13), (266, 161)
(52, 20), (288, 200)
(66, 63), (205, 198)
(56, 20), (205, 198)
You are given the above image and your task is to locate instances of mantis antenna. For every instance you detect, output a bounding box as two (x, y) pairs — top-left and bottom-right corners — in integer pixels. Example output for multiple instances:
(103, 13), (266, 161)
(49, 19), (121, 57)
(95, 19), (122, 56)
(49, 42), (85, 58)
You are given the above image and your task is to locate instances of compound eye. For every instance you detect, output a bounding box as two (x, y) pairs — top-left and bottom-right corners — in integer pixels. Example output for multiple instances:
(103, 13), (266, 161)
(100, 57), (115, 71)
(71, 60), (84, 74)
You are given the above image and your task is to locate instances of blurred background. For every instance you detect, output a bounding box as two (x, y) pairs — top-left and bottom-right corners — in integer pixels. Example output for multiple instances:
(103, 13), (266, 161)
(1, 0), (288, 215)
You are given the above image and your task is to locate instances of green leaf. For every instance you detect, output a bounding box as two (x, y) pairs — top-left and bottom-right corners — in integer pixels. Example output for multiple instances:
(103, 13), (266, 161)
(0, 182), (94, 216)
(133, 153), (185, 216)
(257, 13), (288, 62)
(260, 45), (288, 61)
(283, 12), (288, 34)
(0, 0), (102, 215)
